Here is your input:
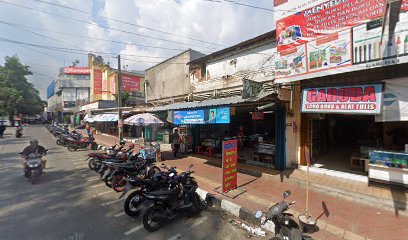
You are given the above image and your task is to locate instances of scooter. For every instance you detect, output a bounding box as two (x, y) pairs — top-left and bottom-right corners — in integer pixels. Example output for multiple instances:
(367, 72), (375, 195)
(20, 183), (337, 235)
(255, 190), (330, 240)
(20, 151), (47, 184)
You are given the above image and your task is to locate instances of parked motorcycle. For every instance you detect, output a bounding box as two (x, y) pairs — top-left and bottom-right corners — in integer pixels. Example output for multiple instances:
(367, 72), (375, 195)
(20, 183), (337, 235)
(56, 131), (82, 146)
(120, 164), (178, 217)
(141, 164), (204, 232)
(67, 136), (97, 151)
(20, 150), (47, 184)
(255, 191), (330, 240)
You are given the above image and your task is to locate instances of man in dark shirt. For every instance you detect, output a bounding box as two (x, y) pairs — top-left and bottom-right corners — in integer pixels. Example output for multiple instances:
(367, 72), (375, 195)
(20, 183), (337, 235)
(21, 139), (47, 176)
(0, 122), (6, 137)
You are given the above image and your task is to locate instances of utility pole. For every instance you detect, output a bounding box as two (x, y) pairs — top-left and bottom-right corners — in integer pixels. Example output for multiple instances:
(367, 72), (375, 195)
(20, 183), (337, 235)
(117, 55), (123, 141)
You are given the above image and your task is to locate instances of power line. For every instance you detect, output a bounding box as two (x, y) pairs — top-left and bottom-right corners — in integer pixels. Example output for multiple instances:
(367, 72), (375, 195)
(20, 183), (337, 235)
(0, 0), (220, 51)
(34, 0), (226, 48)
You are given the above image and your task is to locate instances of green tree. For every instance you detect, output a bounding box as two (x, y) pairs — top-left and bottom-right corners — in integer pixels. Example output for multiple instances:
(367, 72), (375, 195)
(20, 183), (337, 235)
(0, 55), (44, 119)
(113, 92), (130, 107)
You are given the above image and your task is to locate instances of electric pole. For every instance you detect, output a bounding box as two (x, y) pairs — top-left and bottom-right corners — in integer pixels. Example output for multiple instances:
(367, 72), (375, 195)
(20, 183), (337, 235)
(117, 55), (123, 141)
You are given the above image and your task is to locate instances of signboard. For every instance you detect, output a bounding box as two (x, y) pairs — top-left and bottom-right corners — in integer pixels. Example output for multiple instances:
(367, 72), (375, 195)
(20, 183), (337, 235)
(102, 73), (108, 93)
(62, 67), (90, 75)
(242, 79), (263, 99)
(121, 74), (141, 92)
(109, 74), (116, 95)
(173, 107), (230, 125)
(301, 84), (383, 114)
(252, 112), (264, 120)
(93, 69), (102, 94)
(222, 139), (238, 193)
(274, 0), (408, 83)
(375, 78), (408, 122)
(46, 80), (55, 99)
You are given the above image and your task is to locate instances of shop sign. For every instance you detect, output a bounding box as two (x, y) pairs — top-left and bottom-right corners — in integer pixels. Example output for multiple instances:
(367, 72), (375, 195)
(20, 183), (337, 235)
(93, 69), (102, 94)
(301, 84), (383, 114)
(222, 139), (238, 193)
(62, 67), (90, 75)
(252, 112), (264, 120)
(173, 107), (230, 125)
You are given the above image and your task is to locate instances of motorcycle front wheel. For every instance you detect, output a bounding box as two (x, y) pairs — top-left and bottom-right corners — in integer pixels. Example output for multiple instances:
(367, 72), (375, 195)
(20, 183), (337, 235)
(124, 190), (143, 217)
(88, 158), (96, 170)
(111, 175), (126, 192)
(56, 139), (63, 146)
(68, 145), (78, 152)
(143, 205), (165, 232)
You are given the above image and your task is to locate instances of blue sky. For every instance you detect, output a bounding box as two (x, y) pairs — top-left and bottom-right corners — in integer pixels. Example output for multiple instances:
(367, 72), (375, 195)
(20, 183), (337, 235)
(0, 0), (273, 99)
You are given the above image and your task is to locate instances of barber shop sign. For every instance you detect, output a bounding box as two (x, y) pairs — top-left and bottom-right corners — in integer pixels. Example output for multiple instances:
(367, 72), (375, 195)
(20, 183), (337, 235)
(301, 84), (382, 114)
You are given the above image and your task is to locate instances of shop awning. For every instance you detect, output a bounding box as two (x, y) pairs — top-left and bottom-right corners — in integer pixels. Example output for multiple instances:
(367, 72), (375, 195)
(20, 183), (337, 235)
(84, 114), (94, 123)
(93, 113), (119, 122)
(151, 90), (276, 112)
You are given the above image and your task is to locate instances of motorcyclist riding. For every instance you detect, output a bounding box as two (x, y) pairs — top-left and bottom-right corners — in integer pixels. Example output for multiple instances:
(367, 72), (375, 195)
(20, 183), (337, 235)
(21, 139), (47, 177)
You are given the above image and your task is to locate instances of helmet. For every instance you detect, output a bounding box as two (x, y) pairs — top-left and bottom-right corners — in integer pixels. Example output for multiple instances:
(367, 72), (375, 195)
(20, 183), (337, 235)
(29, 139), (39, 146)
(120, 140), (126, 145)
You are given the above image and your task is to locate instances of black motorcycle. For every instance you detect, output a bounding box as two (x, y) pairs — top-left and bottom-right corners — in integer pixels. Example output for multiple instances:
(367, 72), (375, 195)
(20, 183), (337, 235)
(141, 164), (204, 232)
(120, 164), (179, 217)
(20, 151), (47, 184)
(255, 191), (330, 240)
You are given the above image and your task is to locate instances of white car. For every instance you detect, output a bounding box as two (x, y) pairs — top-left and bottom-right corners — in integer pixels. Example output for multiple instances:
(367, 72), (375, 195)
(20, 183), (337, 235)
(0, 119), (11, 126)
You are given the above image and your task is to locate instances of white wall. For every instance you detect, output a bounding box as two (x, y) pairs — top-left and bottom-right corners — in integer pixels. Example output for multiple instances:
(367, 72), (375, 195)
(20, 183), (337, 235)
(191, 43), (276, 94)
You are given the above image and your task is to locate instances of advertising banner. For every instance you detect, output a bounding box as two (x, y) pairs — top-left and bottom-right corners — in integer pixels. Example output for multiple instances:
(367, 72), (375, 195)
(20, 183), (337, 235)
(121, 74), (141, 92)
(46, 80), (55, 99)
(375, 78), (408, 122)
(76, 89), (89, 101)
(109, 74), (116, 95)
(274, 0), (408, 83)
(301, 84), (383, 114)
(102, 74), (108, 93)
(222, 139), (238, 193)
(252, 112), (265, 120)
(62, 67), (90, 75)
(173, 107), (230, 125)
(275, 44), (307, 78)
(93, 69), (102, 94)
(307, 29), (352, 72)
(63, 88), (76, 102)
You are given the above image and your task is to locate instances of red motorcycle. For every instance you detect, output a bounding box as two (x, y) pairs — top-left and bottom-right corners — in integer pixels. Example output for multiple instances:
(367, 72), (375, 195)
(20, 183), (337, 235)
(67, 136), (97, 152)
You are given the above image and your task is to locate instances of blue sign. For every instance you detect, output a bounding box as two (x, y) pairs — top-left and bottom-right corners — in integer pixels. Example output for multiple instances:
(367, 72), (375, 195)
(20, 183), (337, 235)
(174, 107), (230, 125)
(47, 80), (55, 99)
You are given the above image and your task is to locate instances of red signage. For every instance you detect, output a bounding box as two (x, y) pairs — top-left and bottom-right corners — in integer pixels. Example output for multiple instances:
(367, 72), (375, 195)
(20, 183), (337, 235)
(276, 0), (408, 52)
(93, 69), (102, 94)
(222, 139), (238, 193)
(62, 67), (90, 75)
(301, 84), (383, 114)
(121, 74), (141, 92)
(252, 112), (264, 120)
(109, 74), (116, 95)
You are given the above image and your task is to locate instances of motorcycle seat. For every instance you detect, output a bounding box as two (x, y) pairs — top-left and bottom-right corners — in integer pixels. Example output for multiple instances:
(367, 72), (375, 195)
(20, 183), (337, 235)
(146, 188), (178, 197)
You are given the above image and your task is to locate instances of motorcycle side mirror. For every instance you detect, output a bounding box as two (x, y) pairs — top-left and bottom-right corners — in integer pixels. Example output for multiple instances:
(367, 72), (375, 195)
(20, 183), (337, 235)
(189, 164), (193, 168)
(283, 190), (291, 199)
(255, 211), (262, 219)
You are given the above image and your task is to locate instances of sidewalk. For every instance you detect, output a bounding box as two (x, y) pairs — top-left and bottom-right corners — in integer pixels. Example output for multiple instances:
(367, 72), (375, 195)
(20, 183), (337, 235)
(90, 132), (408, 240)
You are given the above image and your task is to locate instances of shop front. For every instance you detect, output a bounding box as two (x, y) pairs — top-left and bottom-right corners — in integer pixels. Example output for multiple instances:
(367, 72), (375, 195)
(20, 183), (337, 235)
(300, 80), (408, 186)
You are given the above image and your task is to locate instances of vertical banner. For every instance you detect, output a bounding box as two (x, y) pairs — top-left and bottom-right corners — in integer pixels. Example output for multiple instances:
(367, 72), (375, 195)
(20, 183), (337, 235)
(93, 69), (102, 94)
(109, 74), (116, 95)
(222, 139), (238, 193)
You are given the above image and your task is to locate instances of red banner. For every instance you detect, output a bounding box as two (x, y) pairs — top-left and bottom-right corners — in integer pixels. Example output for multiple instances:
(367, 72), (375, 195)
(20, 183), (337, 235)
(222, 139), (238, 193)
(62, 67), (90, 75)
(93, 69), (102, 94)
(109, 74), (116, 95)
(121, 74), (140, 92)
(252, 112), (264, 120)
(277, 0), (408, 52)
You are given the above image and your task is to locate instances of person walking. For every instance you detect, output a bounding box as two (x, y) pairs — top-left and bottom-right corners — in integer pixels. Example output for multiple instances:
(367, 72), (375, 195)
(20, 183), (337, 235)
(85, 123), (93, 137)
(172, 129), (181, 158)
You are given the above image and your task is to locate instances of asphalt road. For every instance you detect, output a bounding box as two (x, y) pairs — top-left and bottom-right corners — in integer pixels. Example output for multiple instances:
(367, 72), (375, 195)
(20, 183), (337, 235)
(0, 125), (266, 240)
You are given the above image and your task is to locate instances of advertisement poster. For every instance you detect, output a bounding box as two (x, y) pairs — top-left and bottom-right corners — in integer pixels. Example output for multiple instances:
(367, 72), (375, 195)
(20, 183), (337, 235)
(76, 89), (89, 101)
(353, 12), (408, 65)
(93, 69), (102, 94)
(47, 80), (55, 99)
(302, 84), (383, 114)
(222, 139), (238, 193)
(102, 74), (108, 93)
(252, 112), (264, 120)
(109, 74), (116, 95)
(62, 88), (76, 101)
(307, 29), (352, 72)
(275, 44), (307, 79)
(121, 74), (140, 92)
(173, 107), (230, 125)
(276, 0), (396, 52)
(174, 110), (205, 124)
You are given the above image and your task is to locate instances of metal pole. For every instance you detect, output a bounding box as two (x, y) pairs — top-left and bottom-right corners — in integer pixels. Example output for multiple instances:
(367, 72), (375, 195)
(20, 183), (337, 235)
(117, 55), (123, 141)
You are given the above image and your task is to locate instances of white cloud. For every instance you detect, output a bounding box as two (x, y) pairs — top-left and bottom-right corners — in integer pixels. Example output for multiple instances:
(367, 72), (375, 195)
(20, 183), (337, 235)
(0, 0), (273, 99)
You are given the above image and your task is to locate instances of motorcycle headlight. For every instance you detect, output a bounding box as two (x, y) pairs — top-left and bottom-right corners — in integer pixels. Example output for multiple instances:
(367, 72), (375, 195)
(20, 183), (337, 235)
(29, 164), (39, 168)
